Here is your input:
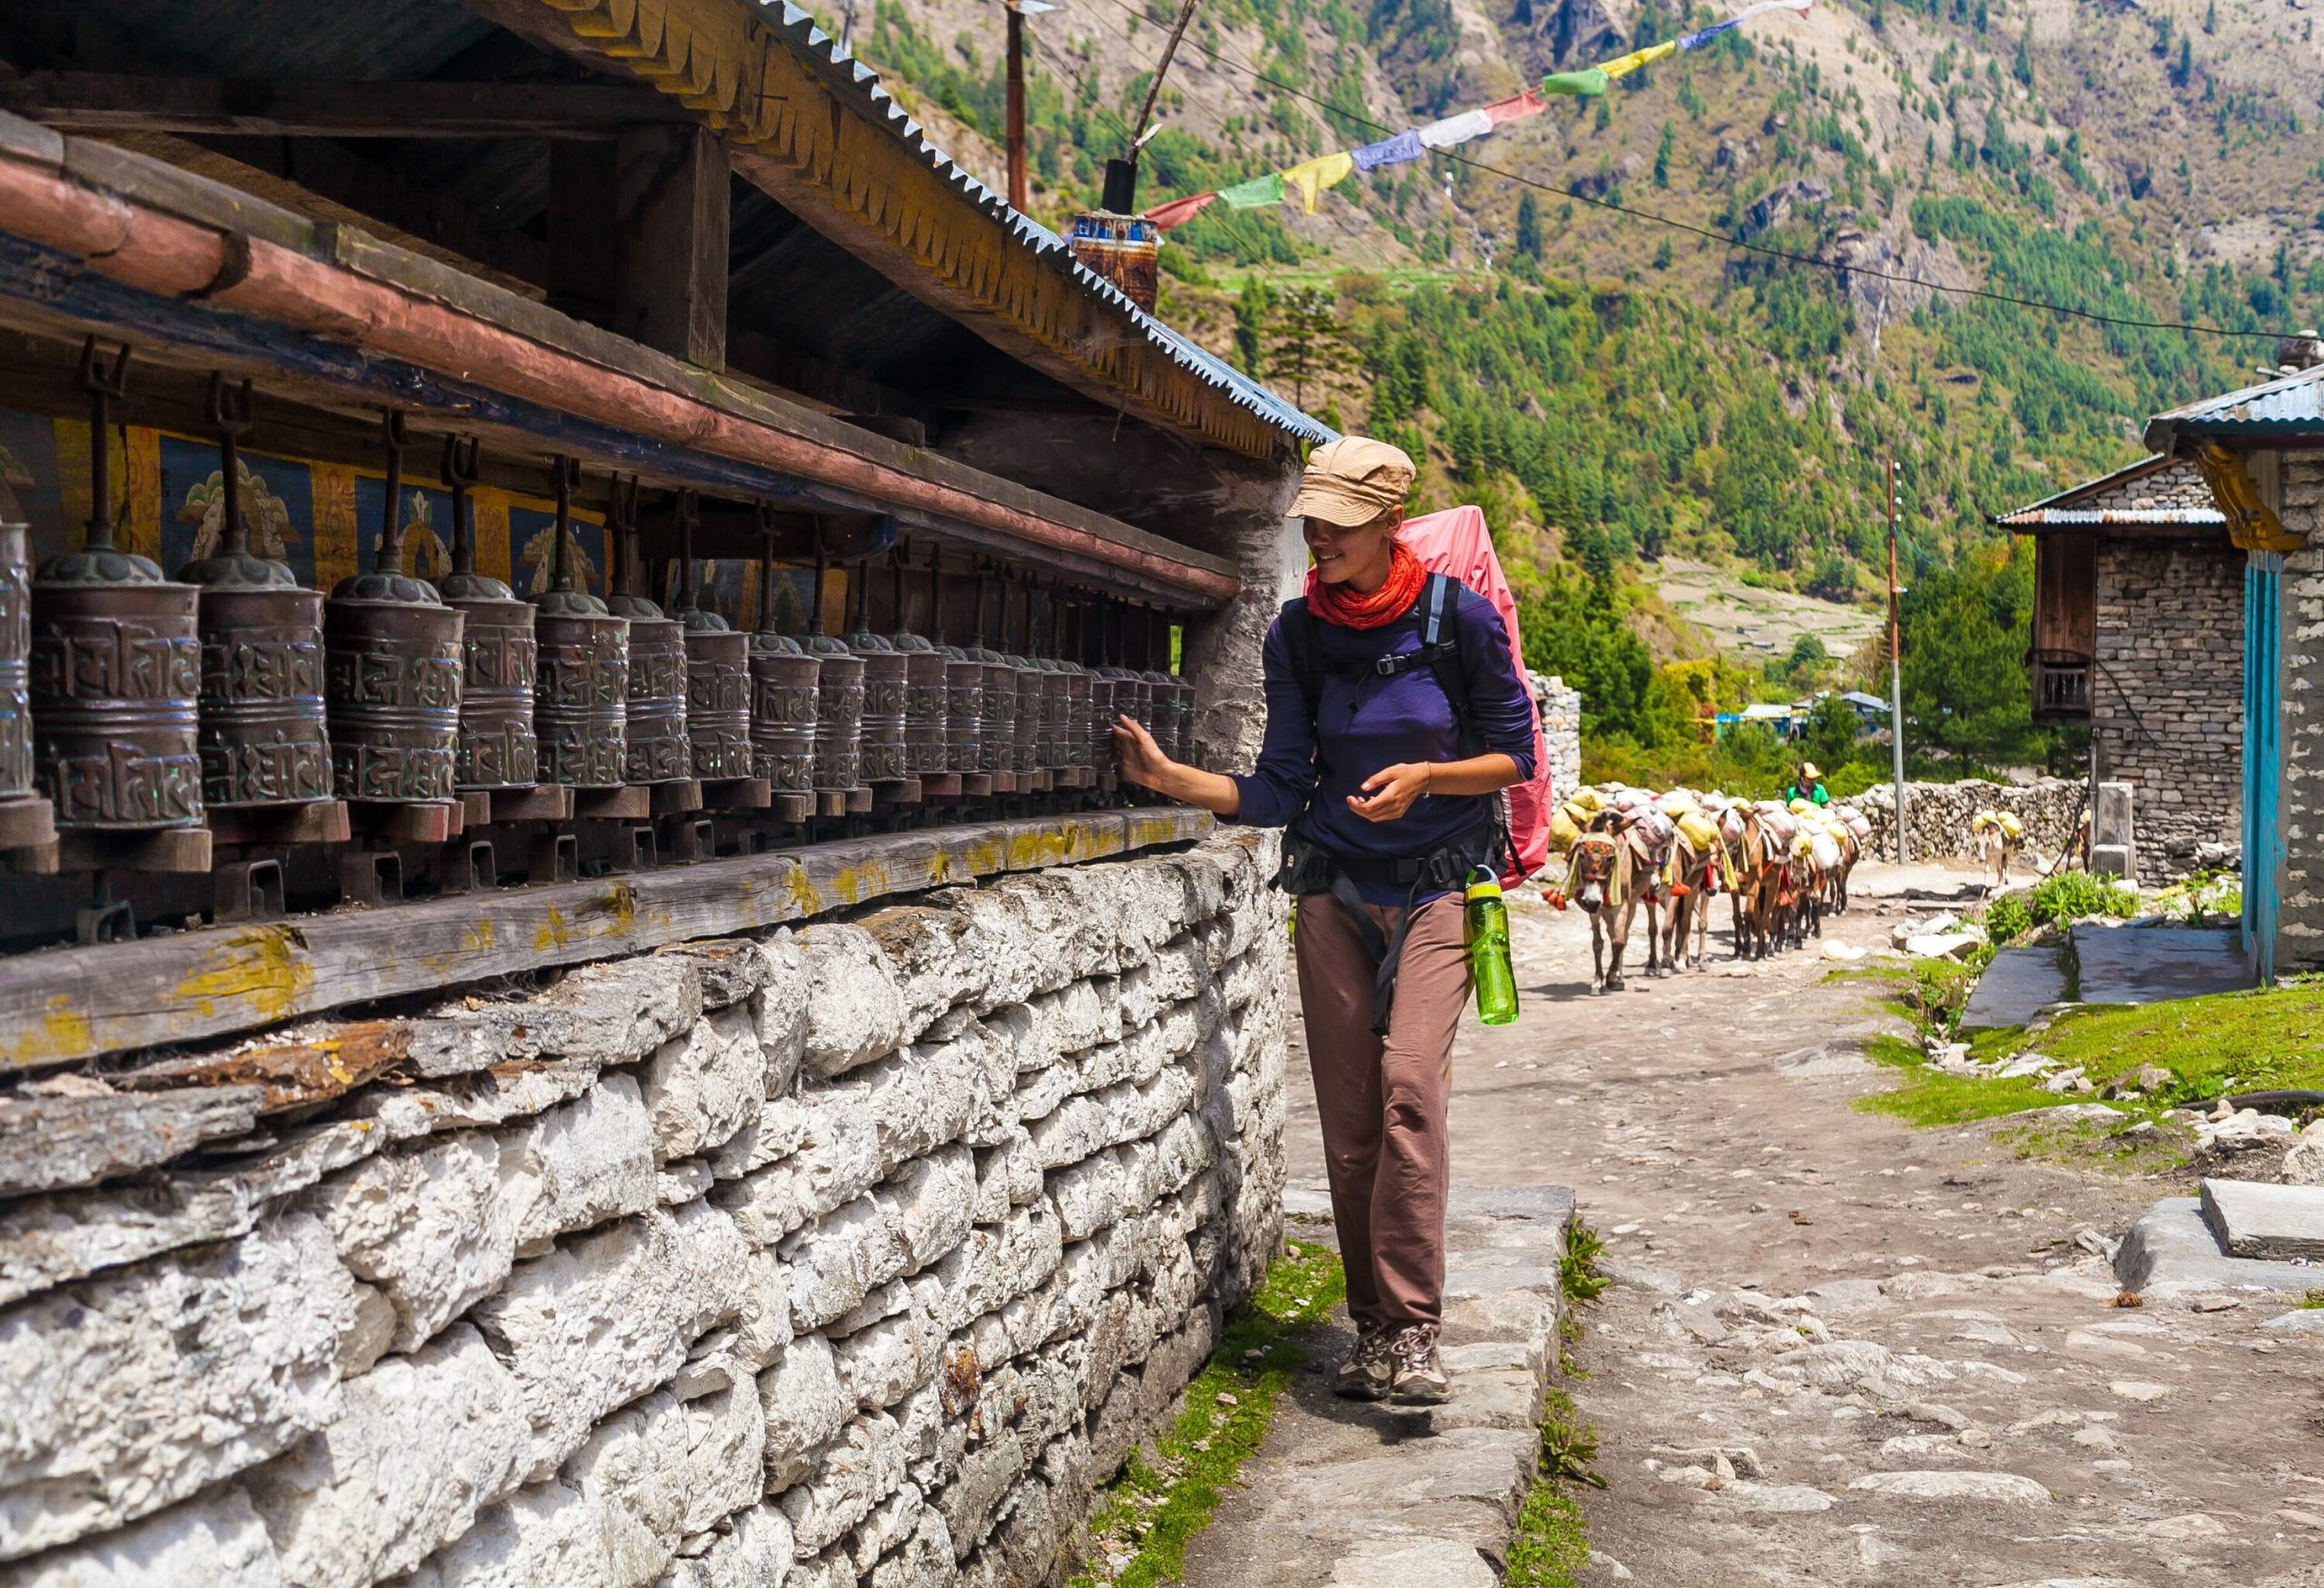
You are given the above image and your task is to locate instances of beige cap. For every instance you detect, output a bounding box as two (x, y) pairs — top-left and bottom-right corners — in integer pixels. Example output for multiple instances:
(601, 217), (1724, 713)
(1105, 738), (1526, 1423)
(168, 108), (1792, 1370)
(1800, 763), (1823, 780)
(1289, 436), (1415, 528)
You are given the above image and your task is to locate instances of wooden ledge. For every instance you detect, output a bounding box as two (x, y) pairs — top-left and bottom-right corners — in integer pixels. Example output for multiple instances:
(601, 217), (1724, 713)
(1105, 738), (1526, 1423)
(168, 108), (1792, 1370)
(0, 806), (1214, 1070)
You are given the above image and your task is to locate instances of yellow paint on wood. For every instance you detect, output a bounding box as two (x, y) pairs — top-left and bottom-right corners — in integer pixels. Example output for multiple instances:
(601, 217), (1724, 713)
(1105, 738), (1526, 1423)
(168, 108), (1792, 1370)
(310, 463), (363, 589)
(535, 904), (573, 952)
(171, 926), (315, 1025)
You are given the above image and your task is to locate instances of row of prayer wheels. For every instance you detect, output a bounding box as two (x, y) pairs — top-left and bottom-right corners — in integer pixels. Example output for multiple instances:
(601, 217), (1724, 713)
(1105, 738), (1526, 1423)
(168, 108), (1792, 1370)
(0, 346), (1197, 841)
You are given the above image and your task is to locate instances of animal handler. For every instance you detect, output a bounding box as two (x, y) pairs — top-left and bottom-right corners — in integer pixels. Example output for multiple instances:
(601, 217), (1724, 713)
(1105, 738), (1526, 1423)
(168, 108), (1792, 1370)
(1112, 437), (1535, 1404)
(1787, 761), (1830, 806)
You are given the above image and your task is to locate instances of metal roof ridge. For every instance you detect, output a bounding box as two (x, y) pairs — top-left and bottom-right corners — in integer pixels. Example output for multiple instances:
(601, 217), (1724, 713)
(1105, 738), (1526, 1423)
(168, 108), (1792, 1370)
(754, 0), (1331, 446)
(1988, 452), (2179, 524)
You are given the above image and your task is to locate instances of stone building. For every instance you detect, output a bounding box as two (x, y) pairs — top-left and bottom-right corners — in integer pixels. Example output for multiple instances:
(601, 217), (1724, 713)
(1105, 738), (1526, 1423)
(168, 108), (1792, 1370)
(0, 0), (1327, 1583)
(1999, 454), (2241, 880)
(1533, 673), (1584, 803)
(2142, 350), (2324, 981)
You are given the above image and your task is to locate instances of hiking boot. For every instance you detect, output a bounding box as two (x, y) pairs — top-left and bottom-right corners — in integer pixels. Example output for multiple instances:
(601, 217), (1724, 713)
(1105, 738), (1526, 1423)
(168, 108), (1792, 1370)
(1330, 1323), (1393, 1400)
(1388, 1324), (1452, 1405)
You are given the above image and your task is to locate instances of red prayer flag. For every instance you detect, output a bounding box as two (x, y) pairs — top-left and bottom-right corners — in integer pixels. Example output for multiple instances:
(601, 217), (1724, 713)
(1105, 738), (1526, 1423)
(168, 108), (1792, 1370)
(1143, 192), (1218, 231)
(1482, 90), (1548, 123)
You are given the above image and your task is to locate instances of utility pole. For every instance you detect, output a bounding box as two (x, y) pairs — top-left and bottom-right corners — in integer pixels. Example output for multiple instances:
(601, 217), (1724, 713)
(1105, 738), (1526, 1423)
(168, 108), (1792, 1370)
(1887, 456), (1907, 865)
(1005, 0), (1028, 212)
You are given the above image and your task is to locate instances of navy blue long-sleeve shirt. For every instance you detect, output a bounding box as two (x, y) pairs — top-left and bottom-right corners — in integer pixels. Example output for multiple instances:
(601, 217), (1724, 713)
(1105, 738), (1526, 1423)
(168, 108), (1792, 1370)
(1229, 586), (1537, 904)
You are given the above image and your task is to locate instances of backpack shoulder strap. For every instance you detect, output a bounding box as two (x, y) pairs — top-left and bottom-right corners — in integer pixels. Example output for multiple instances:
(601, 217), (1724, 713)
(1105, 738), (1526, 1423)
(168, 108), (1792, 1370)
(1418, 574), (1480, 758)
(1279, 597), (1323, 725)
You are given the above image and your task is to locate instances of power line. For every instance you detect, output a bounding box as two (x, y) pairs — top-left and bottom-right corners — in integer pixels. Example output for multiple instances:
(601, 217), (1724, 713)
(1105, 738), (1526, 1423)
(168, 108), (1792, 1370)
(1071, 0), (2291, 344)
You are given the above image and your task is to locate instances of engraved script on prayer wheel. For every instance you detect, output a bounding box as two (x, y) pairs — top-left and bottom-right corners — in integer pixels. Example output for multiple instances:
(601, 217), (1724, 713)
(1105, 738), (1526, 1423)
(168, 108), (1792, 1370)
(967, 570), (1010, 776)
(892, 552), (947, 778)
(0, 522), (32, 800)
(435, 436), (537, 791)
(326, 411), (460, 803)
(531, 460), (628, 789)
(606, 477), (688, 784)
(669, 493), (751, 782)
(844, 560), (906, 785)
(31, 340), (203, 830)
(177, 375), (332, 810)
(748, 514), (817, 794)
(804, 535), (862, 794)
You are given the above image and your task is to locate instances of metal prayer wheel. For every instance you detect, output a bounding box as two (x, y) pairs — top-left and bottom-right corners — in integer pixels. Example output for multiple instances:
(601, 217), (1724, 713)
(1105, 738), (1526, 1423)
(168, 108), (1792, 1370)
(1057, 599), (1092, 773)
(966, 569), (1011, 776)
(670, 493), (751, 782)
(325, 411), (461, 803)
(805, 533), (862, 794)
(843, 560), (907, 784)
(31, 340), (203, 831)
(531, 460), (628, 789)
(435, 437), (537, 791)
(0, 522), (32, 800)
(1103, 603), (1149, 763)
(1039, 657), (1072, 773)
(606, 477), (689, 784)
(941, 641), (981, 774)
(891, 552), (947, 778)
(747, 515), (817, 794)
(176, 377), (331, 810)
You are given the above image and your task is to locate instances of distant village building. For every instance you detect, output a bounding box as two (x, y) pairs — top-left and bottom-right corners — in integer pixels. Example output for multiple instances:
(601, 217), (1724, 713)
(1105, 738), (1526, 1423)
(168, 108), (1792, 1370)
(1999, 453), (2240, 883)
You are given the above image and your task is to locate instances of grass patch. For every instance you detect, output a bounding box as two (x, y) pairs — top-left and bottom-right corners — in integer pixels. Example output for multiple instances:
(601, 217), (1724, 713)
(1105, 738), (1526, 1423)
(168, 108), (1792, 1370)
(1068, 1239), (1344, 1588)
(1503, 1218), (1611, 1586)
(2006, 983), (2324, 1107)
(2299, 1288), (2324, 1311)
(1856, 1065), (2061, 1127)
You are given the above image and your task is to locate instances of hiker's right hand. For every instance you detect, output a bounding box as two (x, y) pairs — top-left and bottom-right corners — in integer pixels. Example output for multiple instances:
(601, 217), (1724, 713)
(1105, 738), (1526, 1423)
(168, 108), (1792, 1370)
(1113, 715), (1170, 789)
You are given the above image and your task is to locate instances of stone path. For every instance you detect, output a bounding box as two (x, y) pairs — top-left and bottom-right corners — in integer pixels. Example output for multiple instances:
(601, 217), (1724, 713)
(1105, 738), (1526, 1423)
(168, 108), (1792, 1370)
(1195, 860), (2324, 1587)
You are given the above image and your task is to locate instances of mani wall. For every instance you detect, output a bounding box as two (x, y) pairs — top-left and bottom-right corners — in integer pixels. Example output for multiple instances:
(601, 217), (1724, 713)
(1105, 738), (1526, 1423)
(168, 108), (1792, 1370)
(1535, 675), (1583, 808)
(1854, 777), (2087, 864)
(0, 829), (1289, 1588)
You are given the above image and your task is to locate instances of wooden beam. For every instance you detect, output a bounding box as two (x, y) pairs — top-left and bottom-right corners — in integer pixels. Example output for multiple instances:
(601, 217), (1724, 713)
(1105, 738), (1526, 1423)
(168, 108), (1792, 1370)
(615, 124), (729, 369)
(0, 808), (1213, 1070)
(4, 73), (689, 140)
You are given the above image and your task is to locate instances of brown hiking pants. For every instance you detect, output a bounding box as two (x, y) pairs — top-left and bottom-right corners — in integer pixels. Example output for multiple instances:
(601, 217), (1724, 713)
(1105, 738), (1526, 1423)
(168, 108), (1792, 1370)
(1294, 890), (1472, 1328)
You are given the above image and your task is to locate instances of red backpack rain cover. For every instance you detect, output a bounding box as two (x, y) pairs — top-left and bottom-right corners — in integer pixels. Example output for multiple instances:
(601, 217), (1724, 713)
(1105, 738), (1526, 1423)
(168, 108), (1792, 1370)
(1396, 506), (1553, 887)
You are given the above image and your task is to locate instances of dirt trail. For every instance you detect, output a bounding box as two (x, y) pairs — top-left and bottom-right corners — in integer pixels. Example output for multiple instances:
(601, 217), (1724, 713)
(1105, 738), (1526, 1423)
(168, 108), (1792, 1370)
(1275, 862), (2324, 1587)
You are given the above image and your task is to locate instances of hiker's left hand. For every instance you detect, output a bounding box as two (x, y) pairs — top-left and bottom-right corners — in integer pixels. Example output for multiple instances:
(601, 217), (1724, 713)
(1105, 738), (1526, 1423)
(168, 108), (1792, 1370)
(1350, 762), (1431, 822)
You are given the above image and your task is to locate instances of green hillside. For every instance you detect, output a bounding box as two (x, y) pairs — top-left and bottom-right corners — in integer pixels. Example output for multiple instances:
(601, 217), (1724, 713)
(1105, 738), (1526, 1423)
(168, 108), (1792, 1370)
(846, 0), (2324, 773)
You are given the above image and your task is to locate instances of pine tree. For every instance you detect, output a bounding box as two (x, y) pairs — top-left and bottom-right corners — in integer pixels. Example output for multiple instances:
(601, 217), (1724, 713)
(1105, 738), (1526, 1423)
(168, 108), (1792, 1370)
(1233, 277), (1275, 373)
(2013, 25), (2034, 86)
(2203, 0), (2217, 32)
(2171, 34), (2193, 85)
(1653, 121), (1675, 187)
(1265, 287), (1354, 409)
(1515, 192), (1542, 260)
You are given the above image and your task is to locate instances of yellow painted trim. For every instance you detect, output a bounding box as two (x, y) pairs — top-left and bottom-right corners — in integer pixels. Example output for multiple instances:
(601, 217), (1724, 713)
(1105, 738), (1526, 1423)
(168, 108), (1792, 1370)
(2192, 442), (2304, 553)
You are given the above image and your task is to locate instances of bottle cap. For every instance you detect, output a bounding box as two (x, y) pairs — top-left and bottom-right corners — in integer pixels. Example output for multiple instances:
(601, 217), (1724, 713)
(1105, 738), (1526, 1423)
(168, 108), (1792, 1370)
(1464, 874), (1502, 902)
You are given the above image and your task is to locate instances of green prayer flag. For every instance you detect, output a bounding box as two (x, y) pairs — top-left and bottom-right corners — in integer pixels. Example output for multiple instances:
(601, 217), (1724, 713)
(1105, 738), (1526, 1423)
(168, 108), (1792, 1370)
(1218, 173), (1288, 209)
(1541, 67), (1610, 96)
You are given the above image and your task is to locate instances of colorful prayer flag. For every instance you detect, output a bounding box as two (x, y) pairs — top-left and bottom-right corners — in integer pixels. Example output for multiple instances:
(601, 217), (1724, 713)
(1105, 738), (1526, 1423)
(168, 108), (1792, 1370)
(1541, 66), (1610, 95)
(1219, 173), (1287, 209)
(1600, 38), (1678, 79)
(1282, 151), (1356, 213)
(1418, 108), (1495, 149)
(1482, 90), (1549, 123)
(1353, 128), (1426, 171)
(1143, 192), (1219, 230)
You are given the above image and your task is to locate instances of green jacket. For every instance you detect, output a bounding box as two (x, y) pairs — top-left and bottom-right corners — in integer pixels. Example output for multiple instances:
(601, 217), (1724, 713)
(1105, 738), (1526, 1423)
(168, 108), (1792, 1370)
(1787, 782), (1830, 806)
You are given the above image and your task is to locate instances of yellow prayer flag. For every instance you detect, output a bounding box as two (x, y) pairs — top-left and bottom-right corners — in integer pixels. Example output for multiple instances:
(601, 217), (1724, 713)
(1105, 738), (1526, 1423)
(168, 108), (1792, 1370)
(1600, 38), (1678, 79)
(1281, 151), (1355, 214)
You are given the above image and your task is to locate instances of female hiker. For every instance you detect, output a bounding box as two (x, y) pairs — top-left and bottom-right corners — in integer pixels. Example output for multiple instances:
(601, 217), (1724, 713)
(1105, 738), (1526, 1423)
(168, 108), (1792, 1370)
(1112, 436), (1535, 1405)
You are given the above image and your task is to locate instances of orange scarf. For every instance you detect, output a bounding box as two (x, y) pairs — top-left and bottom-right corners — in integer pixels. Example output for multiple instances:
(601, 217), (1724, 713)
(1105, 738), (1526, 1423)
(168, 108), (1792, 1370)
(1305, 539), (1426, 629)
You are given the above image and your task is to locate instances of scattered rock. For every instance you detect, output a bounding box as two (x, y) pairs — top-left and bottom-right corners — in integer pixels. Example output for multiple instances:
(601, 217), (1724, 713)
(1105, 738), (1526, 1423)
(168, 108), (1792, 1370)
(2106, 1381), (2172, 1402)
(1846, 1470), (2053, 1505)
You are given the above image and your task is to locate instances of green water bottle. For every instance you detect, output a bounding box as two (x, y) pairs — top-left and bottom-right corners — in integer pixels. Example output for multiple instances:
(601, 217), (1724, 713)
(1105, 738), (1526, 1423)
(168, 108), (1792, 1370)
(1465, 873), (1519, 1026)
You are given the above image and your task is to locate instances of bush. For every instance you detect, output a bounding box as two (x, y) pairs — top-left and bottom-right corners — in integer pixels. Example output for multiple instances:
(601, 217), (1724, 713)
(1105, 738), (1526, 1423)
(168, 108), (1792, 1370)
(2028, 871), (2138, 928)
(1980, 892), (2034, 944)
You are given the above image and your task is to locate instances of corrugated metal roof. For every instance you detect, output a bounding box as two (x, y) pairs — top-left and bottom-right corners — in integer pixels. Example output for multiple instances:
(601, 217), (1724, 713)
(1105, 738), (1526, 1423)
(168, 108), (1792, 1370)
(761, 2), (1334, 447)
(2143, 363), (2324, 452)
(1993, 452), (2224, 531)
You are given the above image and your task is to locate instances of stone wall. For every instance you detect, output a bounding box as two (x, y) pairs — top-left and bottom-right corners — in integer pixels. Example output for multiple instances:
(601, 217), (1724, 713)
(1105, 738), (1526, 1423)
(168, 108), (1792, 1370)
(1535, 674), (1583, 803)
(1854, 777), (2086, 863)
(0, 831), (1289, 1588)
(2093, 537), (2243, 879)
(2266, 452), (2324, 972)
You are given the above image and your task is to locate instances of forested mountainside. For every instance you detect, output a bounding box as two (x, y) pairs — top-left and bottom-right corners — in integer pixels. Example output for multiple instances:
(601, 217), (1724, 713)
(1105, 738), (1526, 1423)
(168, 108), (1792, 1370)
(841, 0), (2324, 767)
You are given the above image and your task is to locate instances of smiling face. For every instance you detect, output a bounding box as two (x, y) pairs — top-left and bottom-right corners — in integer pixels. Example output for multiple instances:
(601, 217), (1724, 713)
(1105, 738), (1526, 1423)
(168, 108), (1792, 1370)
(1304, 508), (1402, 590)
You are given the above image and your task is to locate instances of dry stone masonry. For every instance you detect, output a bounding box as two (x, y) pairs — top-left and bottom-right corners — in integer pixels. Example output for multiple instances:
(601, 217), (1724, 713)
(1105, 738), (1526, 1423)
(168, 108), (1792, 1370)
(1854, 777), (2085, 863)
(2269, 453), (2324, 972)
(2093, 538), (2243, 878)
(0, 831), (1289, 1588)
(1534, 675), (1582, 804)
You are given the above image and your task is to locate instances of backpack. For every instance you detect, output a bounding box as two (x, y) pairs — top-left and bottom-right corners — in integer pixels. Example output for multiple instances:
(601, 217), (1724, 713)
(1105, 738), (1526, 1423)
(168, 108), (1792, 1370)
(1279, 569), (1544, 888)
